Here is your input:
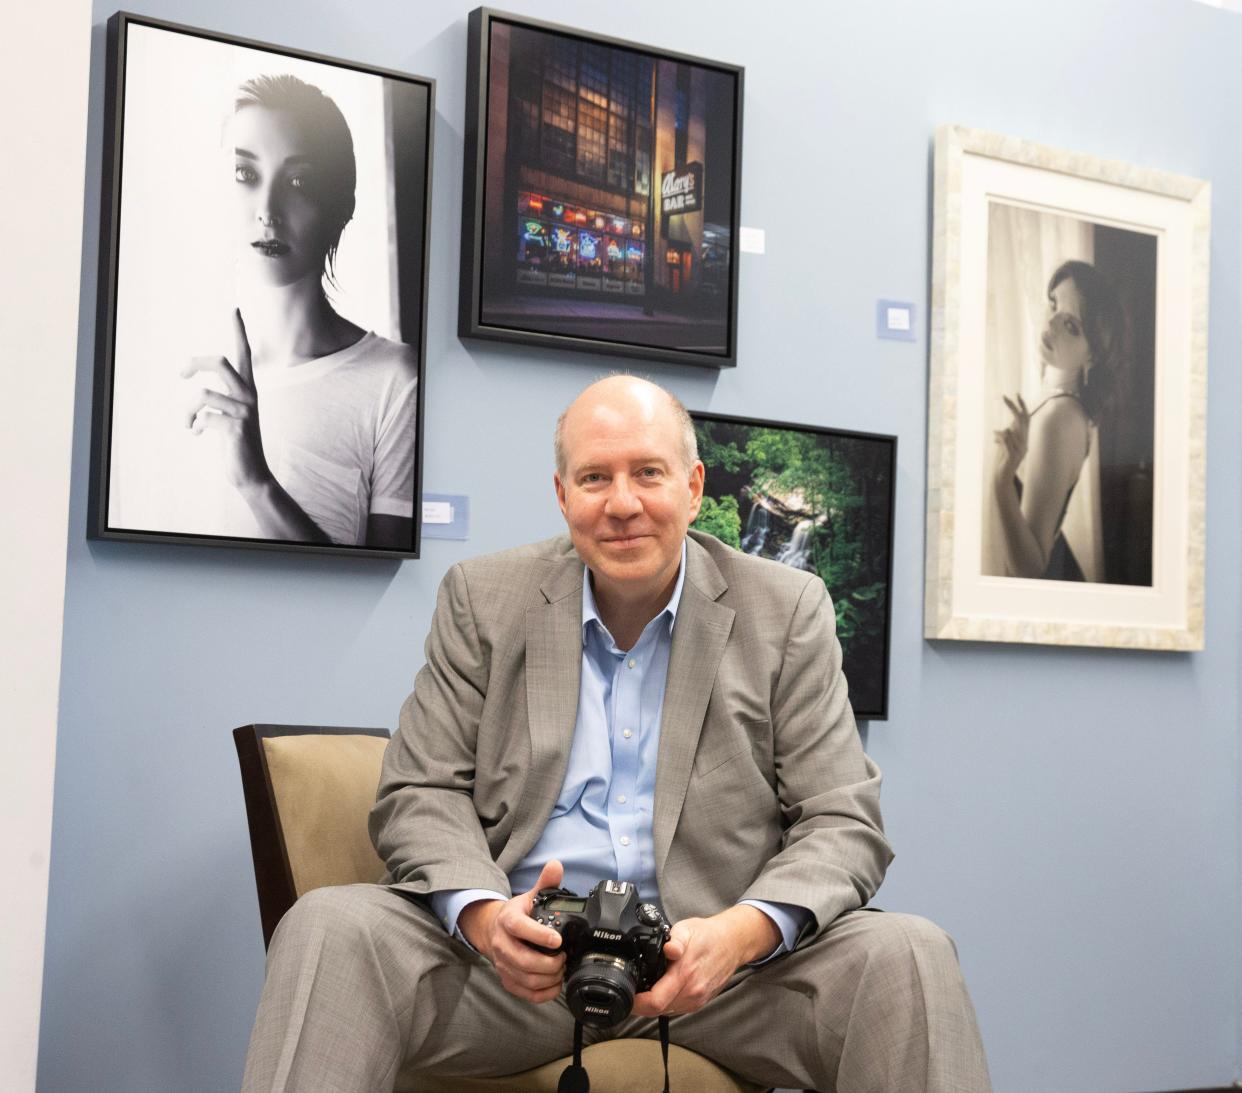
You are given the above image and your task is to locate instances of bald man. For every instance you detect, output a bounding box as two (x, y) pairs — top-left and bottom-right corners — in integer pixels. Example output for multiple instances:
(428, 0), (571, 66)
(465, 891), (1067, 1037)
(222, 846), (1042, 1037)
(243, 377), (991, 1093)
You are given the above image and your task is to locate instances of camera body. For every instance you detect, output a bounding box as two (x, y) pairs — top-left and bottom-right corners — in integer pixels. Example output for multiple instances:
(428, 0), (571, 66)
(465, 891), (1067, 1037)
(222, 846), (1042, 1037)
(532, 879), (671, 1027)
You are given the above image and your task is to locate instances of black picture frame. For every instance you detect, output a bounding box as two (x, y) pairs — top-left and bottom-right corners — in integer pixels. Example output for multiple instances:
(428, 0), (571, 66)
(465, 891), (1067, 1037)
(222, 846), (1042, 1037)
(89, 12), (435, 558)
(459, 7), (744, 369)
(690, 411), (897, 720)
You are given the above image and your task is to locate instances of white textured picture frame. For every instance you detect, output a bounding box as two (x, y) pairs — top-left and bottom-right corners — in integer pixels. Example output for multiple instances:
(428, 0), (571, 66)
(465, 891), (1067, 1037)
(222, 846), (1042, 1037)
(925, 125), (1209, 650)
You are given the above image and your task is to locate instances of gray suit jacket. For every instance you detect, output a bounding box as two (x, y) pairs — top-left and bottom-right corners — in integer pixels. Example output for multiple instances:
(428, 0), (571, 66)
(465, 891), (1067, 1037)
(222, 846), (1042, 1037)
(370, 530), (892, 943)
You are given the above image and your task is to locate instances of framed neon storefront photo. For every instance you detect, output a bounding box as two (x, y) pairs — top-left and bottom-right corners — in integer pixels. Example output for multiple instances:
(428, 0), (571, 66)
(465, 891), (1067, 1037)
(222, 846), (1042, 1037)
(459, 7), (744, 369)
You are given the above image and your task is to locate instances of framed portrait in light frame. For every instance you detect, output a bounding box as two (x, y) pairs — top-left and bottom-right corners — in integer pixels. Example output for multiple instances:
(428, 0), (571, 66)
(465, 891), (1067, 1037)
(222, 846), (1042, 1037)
(925, 125), (1209, 650)
(89, 13), (434, 558)
(458, 7), (744, 369)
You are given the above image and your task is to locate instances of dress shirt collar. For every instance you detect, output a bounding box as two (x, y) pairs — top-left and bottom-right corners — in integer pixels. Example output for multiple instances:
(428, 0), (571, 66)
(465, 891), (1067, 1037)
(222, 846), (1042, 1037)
(581, 539), (687, 645)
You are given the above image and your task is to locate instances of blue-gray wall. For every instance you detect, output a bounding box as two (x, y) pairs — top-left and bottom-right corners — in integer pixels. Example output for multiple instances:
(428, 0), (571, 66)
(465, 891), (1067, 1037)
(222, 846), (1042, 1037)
(41, 2), (1241, 1090)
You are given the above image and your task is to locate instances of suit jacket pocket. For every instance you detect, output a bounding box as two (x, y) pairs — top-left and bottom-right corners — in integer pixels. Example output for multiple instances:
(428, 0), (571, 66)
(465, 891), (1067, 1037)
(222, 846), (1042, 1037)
(693, 718), (772, 780)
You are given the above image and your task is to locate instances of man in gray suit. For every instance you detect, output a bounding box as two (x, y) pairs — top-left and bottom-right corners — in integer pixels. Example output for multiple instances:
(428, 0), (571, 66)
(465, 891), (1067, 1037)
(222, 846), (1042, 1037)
(243, 376), (991, 1092)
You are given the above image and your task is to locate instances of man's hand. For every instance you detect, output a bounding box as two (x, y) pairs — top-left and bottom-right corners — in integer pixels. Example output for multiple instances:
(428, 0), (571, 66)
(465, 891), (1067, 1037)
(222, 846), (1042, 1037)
(458, 860), (568, 1004)
(631, 904), (781, 1017)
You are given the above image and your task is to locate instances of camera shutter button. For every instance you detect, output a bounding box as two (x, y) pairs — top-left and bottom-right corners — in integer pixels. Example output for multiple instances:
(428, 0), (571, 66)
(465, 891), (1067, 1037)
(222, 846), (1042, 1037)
(637, 903), (660, 926)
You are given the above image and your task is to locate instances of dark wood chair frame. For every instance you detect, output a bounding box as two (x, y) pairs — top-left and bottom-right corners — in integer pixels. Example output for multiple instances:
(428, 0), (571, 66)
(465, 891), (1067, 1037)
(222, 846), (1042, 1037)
(233, 723), (390, 949)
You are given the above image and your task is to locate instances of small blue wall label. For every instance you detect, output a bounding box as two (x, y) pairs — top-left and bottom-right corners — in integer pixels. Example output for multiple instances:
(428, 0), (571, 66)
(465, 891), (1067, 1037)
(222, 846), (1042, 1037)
(876, 299), (917, 342)
(421, 494), (470, 540)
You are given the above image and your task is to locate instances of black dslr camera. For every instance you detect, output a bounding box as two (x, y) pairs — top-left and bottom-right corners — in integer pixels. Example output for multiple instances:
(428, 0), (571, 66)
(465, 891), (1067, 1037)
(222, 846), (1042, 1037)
(531, 880), (671, 1027)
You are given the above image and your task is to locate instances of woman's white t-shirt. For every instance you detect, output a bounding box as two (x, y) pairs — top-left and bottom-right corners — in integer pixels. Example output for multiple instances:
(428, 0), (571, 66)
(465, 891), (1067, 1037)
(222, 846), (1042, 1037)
(254, 331), (419, 545)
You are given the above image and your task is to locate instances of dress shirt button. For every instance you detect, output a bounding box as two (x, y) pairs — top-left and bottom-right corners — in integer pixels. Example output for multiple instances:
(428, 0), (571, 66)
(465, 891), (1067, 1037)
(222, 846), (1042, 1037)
(620, 836), (630, 846)
(627, 658), (636, 669)
(623, 730), (633, 739)
(617, 794), (627, 804)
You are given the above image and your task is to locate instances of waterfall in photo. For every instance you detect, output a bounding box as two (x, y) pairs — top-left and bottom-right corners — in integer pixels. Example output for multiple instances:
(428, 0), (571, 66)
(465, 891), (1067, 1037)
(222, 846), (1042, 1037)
(776, 519), (815, 570)
(741, 503), (770, 554)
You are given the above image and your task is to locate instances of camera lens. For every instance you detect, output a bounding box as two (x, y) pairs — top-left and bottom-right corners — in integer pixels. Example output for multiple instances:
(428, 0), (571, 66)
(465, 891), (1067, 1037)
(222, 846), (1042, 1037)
(564, 952), (637, 1028)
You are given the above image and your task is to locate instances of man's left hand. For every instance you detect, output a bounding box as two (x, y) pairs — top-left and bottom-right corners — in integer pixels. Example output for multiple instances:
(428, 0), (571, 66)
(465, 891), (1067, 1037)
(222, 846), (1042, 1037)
(631, 904), (780, 1017)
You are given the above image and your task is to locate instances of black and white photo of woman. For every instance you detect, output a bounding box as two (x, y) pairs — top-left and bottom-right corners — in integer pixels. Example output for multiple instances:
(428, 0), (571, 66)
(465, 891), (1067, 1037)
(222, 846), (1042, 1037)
(981, 203), (1156, 586)
(104, 27), (427, 550)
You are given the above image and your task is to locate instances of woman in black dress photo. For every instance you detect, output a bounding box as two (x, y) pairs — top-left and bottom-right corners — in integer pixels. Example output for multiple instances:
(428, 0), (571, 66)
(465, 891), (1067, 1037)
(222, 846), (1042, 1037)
(989, 260), (1123, 581)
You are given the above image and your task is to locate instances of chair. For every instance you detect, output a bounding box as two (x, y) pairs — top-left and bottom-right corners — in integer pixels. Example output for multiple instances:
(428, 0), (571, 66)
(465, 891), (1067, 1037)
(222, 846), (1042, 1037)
(234, 723), (766, 1093)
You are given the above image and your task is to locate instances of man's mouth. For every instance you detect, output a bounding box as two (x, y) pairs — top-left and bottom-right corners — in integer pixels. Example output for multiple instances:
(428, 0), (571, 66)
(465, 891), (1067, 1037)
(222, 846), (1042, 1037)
(251, 239), (290, 257)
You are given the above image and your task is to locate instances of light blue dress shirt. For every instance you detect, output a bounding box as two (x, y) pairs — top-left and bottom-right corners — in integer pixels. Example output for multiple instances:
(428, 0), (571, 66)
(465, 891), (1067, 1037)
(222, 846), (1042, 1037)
(430, 543), (808, 959)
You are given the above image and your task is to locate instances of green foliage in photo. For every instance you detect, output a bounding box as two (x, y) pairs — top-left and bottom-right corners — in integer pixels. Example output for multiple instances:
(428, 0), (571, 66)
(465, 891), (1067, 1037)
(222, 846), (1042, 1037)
(693, 420), (892, 714)
(691, 494), (741, 549)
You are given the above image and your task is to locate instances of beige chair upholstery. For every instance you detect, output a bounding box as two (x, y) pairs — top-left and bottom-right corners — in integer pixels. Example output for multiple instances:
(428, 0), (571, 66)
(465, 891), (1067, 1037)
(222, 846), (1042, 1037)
(262, 732), (390, 894)
(397, 1038), (761, 1093)
(234, 724), (766, 1093)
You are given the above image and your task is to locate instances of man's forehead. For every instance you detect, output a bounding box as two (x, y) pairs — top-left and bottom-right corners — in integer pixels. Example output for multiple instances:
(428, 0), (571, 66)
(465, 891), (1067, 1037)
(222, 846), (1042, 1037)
(571, 448), (674, 471)
(557, 377), (685, 475)
(566, 402), (675, 452)
(566, 380), (665, 425)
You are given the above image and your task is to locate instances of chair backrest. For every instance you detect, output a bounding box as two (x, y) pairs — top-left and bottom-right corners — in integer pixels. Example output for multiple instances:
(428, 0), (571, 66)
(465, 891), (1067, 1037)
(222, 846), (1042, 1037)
(233, 724), (390, 948)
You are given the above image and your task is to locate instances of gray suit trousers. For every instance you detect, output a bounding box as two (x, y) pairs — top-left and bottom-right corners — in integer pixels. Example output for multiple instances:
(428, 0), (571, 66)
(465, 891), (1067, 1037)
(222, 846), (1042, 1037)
(242, 885), (991, 1093)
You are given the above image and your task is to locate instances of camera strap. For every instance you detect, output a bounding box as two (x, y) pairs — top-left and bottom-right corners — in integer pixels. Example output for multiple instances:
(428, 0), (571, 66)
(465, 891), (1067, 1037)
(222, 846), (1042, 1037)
(555, 1015), (673, 1093)
(658, 1014), (671, 1092)
(556, 1021), (588, 1093)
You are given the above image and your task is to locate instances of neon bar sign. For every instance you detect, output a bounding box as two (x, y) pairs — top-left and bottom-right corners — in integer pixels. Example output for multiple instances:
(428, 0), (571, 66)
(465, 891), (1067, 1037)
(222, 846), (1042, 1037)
(660, 162), (703, 215)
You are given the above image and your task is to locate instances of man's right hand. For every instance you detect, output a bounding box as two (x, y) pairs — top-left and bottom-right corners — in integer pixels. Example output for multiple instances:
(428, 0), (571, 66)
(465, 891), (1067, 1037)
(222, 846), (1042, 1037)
(458, 860), (567, 1003)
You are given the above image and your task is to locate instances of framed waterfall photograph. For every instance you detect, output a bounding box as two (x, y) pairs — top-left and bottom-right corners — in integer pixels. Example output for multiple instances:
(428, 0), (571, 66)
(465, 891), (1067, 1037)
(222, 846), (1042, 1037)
(924, 125), (1210, 649)
(88, 13), (434, 558)
(690, 411), (897, 720)
(458, 7), (744, 369)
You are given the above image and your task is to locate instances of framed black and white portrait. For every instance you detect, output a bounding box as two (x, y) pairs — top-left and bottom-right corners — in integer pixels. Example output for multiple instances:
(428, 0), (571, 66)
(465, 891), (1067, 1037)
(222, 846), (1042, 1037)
(89, 13), (434, 558)
(690, 411), (896, 719)
(925, 125), (1210, 649)
(458, 8), (744, 369)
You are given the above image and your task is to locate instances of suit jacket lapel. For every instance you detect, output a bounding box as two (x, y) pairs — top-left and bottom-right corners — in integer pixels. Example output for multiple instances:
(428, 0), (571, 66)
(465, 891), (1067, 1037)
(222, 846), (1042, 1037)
(504, 556), (583, 872)
(653, 536), (734, 883)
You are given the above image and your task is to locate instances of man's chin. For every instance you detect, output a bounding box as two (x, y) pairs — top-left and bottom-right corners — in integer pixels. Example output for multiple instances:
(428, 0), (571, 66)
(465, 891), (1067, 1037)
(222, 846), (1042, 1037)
(589, 552), (663, 588)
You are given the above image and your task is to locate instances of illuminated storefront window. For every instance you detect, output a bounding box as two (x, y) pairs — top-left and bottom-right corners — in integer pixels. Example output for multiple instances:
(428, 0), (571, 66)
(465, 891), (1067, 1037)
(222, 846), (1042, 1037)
(603, 236), (626, 293)
(626, 241), (645, 295)
(515, 191), (645, 295)
(547, 225), (577, 287)
(516, 218), (548, 285)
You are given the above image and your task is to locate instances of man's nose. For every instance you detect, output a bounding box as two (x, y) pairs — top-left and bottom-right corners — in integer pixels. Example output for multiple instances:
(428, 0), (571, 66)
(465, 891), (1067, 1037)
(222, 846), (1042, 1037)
(604, 477), (642, 517)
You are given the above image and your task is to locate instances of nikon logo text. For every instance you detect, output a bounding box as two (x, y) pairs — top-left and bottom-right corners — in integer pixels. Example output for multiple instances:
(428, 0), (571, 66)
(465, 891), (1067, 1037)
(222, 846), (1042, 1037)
(585, 1005), (610, 1015)
(593, 930), (623, 941)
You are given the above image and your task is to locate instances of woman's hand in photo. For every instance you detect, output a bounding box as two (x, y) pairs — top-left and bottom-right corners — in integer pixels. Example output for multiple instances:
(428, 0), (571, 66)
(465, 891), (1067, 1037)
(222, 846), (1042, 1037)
(182, 309), (272, 493)
(993, 393), (1030, 483)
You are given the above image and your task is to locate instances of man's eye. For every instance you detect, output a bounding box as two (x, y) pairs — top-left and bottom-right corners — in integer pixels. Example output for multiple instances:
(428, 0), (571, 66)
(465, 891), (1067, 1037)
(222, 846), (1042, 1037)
(639, 467), (661, 478)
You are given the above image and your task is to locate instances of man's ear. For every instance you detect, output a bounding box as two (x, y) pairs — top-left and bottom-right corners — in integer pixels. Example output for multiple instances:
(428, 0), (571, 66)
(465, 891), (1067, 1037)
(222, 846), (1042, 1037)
(687, 460), (705, 521)
(554, 472), (568, 517)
